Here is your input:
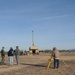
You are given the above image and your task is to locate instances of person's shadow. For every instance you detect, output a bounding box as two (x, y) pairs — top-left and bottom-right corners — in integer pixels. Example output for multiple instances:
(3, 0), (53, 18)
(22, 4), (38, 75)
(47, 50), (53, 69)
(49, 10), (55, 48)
(20, 62), (46, 67)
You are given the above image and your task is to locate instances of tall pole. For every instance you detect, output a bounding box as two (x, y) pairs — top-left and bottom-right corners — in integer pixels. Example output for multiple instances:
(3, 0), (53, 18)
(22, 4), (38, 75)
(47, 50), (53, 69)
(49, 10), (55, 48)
(32, 30), (34, 46)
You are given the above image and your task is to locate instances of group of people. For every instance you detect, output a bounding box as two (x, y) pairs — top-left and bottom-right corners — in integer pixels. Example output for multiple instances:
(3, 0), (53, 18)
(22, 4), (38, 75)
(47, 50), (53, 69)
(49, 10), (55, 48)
(1, 46), (60, 69)
(1, 46), (20, 65)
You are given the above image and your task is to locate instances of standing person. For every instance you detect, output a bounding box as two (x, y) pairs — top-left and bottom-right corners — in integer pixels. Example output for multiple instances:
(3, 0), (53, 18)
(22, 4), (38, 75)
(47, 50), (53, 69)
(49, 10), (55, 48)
(14, 46), (20, 65)
(1, 47), (5, 65)
(8, 47), (14, 65)
(52, 47), (60, 69)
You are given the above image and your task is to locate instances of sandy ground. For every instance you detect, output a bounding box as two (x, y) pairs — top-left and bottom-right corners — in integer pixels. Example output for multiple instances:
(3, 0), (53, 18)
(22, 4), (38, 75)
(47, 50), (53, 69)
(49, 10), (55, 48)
(0, 52), (75, 75)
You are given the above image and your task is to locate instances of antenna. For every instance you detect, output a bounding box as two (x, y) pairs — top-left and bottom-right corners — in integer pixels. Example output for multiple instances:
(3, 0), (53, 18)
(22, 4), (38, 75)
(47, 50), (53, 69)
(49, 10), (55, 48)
(32, 30), (34, 46)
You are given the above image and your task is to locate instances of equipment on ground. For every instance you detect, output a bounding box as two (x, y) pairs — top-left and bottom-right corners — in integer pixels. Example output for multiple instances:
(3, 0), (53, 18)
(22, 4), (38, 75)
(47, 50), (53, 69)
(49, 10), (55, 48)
(46, 55), (53, 69)
(46, 56), (69, 69)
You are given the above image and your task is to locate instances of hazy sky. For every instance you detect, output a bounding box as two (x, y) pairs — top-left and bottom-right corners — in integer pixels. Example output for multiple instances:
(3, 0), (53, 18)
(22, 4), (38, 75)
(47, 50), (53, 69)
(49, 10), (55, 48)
(0, 0), (75, 51)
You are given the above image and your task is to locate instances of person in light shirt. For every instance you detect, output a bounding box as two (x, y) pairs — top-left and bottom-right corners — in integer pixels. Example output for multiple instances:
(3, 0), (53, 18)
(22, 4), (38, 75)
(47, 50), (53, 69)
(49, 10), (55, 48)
(52, 47), (60, 69)
(14, 46), (20, 65)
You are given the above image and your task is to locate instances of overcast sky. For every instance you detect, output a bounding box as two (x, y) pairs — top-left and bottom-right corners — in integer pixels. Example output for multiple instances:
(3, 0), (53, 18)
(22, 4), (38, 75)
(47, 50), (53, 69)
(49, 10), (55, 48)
(0, 0), (75, 51)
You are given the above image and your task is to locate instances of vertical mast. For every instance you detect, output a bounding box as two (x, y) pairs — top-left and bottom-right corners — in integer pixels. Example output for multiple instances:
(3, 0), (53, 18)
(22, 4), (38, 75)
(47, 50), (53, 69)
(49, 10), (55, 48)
(32, 30), (34, 46)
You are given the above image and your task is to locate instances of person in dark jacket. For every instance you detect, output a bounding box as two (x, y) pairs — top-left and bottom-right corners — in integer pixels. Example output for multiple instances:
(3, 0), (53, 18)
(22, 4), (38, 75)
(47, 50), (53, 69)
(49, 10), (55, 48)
(8, 47), (14, 65)
(1, 47), (5, 65)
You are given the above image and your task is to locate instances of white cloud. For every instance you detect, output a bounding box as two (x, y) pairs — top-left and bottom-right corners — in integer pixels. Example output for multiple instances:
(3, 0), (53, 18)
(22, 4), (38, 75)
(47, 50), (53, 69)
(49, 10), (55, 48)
(37, 15), (71, 21)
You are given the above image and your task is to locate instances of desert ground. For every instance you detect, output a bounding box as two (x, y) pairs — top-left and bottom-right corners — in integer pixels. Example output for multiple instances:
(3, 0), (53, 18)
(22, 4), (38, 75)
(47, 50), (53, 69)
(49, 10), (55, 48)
(0, 51), (75, 75)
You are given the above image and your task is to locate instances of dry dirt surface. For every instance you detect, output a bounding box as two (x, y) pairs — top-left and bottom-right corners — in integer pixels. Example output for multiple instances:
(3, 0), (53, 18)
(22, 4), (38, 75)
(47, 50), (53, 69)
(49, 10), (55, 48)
(0, 52), (75, 75)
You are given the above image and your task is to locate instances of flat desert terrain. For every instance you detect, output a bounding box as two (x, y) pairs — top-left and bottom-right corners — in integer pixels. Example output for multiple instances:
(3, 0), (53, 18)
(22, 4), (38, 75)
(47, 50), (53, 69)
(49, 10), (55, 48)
(0, 51), (75, 75)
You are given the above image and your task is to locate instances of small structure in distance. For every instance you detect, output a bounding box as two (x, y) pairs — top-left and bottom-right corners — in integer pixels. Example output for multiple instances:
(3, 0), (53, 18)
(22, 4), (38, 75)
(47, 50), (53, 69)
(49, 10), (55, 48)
(29, 30), (39, 54)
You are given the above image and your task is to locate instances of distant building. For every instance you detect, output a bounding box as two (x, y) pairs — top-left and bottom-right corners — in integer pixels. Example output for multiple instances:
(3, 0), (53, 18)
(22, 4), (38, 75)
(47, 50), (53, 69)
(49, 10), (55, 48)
(29, 30), (39, 54)
(29, 45), (39, 54)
